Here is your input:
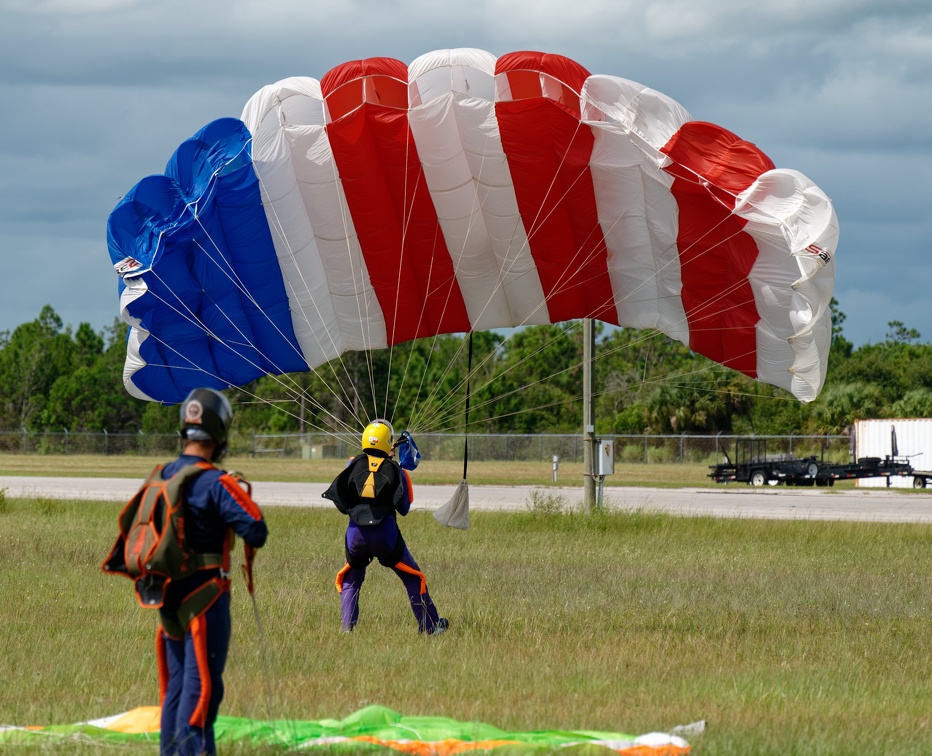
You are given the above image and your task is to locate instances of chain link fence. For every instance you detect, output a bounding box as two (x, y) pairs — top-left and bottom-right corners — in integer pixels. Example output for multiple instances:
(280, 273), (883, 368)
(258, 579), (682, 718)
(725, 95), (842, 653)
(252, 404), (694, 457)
(0, 430), (853, 466)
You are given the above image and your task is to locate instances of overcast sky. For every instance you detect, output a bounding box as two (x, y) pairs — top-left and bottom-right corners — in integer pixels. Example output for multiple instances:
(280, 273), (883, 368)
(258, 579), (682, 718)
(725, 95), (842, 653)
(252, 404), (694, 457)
(1, 0), (929, 348)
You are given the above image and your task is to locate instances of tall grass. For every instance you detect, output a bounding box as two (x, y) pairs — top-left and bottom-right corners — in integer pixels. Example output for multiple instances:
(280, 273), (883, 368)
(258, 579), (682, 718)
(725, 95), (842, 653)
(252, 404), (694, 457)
(1, 497), (930, 753)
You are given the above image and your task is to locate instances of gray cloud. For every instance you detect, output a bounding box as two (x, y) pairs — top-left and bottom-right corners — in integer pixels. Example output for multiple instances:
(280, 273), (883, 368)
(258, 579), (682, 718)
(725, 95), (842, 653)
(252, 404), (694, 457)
(0, 0), (929, 349)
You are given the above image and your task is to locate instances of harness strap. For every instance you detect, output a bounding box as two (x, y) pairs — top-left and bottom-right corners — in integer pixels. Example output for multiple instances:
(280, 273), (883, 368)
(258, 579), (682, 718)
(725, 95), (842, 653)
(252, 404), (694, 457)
(175, 576), (229, 632)
(334, 563), (352, 594)
(156, 627), (170, 707)
(392, 562), (427, 595)
(188, 613), (211, 729)
(194, 553), (223, 569)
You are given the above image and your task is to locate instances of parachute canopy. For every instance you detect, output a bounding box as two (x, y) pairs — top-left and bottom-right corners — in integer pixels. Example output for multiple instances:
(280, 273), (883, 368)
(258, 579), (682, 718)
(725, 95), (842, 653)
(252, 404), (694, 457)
(107, 49), (838, 405)
(0, 704), (692, 753)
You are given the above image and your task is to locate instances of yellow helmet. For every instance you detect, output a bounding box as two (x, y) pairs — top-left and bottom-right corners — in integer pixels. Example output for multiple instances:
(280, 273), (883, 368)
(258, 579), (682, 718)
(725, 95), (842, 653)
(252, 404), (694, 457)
(362, 419), (394, 454)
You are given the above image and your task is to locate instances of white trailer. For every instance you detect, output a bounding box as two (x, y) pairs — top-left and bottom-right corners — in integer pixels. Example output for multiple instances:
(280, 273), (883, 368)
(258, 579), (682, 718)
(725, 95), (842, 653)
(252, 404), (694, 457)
(854, 418), (932, 488)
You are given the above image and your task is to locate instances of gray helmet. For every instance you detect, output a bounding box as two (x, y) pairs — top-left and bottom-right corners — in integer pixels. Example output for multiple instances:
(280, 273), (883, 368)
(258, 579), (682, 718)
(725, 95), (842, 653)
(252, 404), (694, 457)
(179, 388), (233, 461)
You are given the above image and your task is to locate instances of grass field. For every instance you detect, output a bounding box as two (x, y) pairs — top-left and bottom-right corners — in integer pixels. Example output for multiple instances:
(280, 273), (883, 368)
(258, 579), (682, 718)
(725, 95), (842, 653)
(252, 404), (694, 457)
(2, 491), (931, 754)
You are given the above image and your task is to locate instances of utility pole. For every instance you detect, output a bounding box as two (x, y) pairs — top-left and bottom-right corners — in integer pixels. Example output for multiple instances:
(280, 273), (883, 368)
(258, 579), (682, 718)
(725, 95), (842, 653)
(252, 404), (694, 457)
(582, 318), (597, 510)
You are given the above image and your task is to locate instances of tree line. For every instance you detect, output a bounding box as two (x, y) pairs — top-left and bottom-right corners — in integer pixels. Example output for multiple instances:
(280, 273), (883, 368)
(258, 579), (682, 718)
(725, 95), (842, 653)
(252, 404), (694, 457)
(2, 301), (929, 437)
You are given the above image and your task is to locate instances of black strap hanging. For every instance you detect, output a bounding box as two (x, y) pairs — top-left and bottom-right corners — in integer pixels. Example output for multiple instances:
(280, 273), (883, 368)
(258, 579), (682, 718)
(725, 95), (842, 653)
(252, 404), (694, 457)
(463, 331), (473, 481)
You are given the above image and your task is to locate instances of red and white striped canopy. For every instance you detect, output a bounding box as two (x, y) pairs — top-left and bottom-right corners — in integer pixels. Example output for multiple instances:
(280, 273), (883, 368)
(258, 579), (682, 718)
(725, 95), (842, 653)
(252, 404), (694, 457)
(236, 48), (836, 402)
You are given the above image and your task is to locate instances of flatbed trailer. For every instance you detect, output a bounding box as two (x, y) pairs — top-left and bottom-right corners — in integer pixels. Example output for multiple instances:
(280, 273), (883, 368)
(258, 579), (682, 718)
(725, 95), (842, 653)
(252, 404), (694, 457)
(820, 456), (914, 486)
(709, 437), (914, 487)
(910, 470), (932, 488)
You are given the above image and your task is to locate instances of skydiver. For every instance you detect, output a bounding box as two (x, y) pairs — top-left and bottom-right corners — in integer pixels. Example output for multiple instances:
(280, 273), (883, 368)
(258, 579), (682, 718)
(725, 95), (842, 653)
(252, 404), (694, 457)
(323, 419), (448, 635)
(104, 388), (268, 756)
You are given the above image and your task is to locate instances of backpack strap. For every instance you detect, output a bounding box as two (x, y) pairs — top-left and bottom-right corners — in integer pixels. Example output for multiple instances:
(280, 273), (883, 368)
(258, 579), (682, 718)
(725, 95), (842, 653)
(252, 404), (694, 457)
(102, 464), (166, 579)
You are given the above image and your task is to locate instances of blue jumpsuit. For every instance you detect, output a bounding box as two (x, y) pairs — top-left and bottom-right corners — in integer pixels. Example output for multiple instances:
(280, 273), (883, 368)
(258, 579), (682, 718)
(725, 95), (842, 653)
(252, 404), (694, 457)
(324, 451), (442, 633)
(156, 455), (268, 756)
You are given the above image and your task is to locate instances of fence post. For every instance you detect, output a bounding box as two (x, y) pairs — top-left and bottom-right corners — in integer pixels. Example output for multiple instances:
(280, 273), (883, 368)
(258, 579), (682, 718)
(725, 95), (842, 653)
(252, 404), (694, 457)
(63, 428), (69, 455)
(644, 434), (648, 464)
(103, 429), (109, 456)
(680, 433), (685, 462)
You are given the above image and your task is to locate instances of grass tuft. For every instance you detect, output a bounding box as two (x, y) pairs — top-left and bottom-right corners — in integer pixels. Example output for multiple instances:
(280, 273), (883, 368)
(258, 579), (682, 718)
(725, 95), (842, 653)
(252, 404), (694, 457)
(525, 487), (571, 516)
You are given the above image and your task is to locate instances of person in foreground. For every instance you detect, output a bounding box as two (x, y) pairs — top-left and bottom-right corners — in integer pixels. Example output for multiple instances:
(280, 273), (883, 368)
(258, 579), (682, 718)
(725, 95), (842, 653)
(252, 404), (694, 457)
(104, 388), (268, 756)
(323, 419), (447, 635)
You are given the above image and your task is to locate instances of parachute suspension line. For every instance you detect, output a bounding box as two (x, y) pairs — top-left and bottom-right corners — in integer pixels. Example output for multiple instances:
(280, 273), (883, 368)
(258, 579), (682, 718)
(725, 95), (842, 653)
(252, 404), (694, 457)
(188, 209), (364, 425)
(418, 321), (584, 433)
(410, 115), (659, 432)
(241, 219), (364, 426)
(381, 124), (420, 425)
(407, 335), (482, 434)
(423, 314), (762, 435)
(391, 223), (469, 430)
(120, 316), (355, 438)
(142, 271), (357, 437)
(405, 131), (505, 432)
(156, 236), (363, 433)
(248, 166), (370, 430)
(406, 114), (592, 432)
(462, 331), (473, 481)
(425, 334), (770, 434)
(168, 136), (339, 395)
(387, 129), (470, 430)
(413, 122), (601, 431)
(416, 124), (606, 430)
(387, 111), (478, 431)
(314, 129), (380, 428)
(412, 176), (771, 434)
(411, 80), (568, 428)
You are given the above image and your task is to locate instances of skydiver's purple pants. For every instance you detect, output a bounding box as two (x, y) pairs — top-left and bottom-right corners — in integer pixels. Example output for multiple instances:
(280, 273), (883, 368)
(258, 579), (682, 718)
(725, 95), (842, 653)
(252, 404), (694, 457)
(341, 519), (441, 632)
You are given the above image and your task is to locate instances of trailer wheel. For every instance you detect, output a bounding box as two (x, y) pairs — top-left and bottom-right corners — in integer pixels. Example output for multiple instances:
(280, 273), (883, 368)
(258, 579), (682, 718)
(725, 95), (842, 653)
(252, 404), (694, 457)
(750, 470), (766, 487)
(914, 476), (927, 489)
(807, 462), (819, 478)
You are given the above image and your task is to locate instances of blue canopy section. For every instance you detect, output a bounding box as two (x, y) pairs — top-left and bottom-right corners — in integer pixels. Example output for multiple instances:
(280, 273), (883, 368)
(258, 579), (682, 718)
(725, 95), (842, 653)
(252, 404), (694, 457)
(107, 118), (307, 404)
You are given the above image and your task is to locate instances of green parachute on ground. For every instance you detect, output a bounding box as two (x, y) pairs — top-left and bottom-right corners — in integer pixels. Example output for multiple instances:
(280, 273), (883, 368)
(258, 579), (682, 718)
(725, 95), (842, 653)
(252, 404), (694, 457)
(0, 704), (693, 753)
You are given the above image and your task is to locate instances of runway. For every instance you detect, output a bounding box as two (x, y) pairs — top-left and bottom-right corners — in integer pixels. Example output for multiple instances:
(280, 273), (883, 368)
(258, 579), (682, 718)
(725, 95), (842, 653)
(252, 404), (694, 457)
(3, 476), (932, 523)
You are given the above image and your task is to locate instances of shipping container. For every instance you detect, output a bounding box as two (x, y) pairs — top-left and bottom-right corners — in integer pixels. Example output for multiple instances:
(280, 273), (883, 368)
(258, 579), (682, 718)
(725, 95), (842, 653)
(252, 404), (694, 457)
(854, 418), (932, 488)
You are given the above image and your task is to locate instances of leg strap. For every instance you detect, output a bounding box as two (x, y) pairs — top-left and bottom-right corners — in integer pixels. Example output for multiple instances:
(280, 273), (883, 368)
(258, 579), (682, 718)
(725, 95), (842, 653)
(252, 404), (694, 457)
(393, 562), (427, 595)
(159, 577), (229, 636)
(155, 627), (170, 707)
(188, 614), (211, 728)
(334, 563), (351, 594)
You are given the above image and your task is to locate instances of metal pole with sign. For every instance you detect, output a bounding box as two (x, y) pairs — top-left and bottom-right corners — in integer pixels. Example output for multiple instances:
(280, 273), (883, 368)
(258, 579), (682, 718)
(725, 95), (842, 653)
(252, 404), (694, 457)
(596, 439), (615, 508)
